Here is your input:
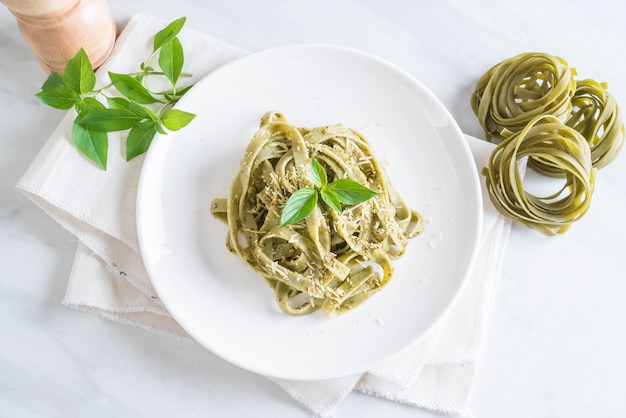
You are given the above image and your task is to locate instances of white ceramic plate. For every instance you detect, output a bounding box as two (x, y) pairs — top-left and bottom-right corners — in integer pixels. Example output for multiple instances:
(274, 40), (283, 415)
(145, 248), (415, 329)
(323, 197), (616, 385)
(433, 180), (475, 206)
(137, 44), (482, 380)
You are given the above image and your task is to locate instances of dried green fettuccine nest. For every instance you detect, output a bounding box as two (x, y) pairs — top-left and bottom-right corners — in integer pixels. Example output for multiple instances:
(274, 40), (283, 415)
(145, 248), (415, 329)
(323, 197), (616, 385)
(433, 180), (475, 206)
(473, 52), (623, 234)
(483, 115), (595, 236)
(471, 52), (577, 141)
(565, 79), (624, 169)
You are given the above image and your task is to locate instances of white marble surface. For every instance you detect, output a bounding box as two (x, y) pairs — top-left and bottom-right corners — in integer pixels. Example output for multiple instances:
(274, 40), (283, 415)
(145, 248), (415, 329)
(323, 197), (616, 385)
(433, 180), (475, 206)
(2, 0), (625, 417)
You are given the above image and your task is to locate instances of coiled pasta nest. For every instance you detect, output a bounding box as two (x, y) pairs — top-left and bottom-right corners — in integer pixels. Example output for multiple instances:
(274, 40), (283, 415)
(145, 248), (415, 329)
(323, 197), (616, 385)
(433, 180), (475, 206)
(472, 52), (623, 235)
(483, 115), (594, 235)
(471, 52), (576, 141)
(566, 79), (624, 169)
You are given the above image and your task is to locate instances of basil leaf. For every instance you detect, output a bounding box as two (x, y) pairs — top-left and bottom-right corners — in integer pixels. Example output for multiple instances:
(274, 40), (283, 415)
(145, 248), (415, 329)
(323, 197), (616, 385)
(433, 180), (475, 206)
(106, 97), (131, 109)
(159, 37), (184, 85)
(161, 109), (195, 131)
(108, 72), (158, 104)
(41, 72), (65, 90)
(280, 188), (318, 227)
(126, 120), (158, 161)
(153, 17), (186, 51)
(129, 101), (158, 121)
(326, 178), (378, 205)
(33, 17), (196, 171)
(310, 156), (327, 188)
(35, 87), (78, 110)
(320, 189), (342, 213)
(76, 108), (143, 132)
(63, 48), (95, 94)
(72, 121), (108, 169)
(155, 123), (167, 135)
(76, 96), (105, 115)
(173, 84), (194, 96)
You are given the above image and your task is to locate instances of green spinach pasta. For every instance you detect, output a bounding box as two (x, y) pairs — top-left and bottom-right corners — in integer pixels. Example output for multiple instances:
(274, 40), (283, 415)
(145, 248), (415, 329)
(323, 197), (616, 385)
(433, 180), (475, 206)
(471, 52), (576, 142)
(211, 112), (424, 316)
(483, 114), (595, 235)
(566, 78), (624, 169)
(472, 52), (623, 235)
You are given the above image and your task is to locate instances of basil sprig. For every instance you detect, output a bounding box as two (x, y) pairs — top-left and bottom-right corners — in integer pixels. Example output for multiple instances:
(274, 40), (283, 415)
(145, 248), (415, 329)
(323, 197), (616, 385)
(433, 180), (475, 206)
(36, 17), (195, 169)
(279, 157), (378, 227)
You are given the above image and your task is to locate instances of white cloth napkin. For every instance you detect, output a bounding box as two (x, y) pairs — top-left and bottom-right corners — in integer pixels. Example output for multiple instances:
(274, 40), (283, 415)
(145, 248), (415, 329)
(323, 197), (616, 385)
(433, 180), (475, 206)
(16, 14), (512, 418)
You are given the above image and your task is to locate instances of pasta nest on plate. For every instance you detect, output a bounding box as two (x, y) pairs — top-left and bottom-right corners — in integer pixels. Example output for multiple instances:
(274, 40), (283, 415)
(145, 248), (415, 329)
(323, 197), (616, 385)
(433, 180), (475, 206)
(211, 111), (424, 316)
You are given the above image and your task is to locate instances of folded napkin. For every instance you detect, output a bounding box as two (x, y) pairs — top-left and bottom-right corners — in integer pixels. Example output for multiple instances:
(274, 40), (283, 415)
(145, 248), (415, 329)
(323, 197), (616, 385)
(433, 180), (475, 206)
(17, 14), (512, 418)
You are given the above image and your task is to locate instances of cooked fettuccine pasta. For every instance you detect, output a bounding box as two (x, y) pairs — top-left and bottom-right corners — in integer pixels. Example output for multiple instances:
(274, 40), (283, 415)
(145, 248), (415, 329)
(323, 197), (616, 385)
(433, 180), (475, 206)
(211, 112), (424, 316)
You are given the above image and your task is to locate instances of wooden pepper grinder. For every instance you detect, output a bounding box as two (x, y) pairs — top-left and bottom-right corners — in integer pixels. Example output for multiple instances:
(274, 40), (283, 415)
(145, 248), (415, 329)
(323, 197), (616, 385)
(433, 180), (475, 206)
(1, 0), (117, 73)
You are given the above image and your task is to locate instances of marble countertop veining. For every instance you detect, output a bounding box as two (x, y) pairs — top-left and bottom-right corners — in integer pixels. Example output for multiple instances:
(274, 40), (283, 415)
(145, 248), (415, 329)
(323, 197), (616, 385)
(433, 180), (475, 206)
(1, 1), (625, 417)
